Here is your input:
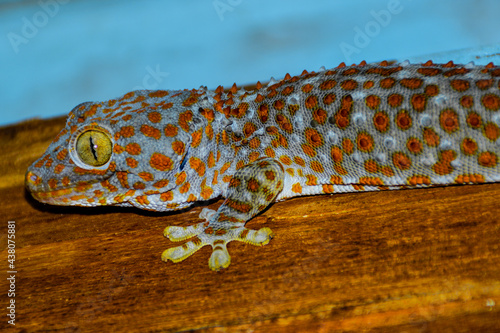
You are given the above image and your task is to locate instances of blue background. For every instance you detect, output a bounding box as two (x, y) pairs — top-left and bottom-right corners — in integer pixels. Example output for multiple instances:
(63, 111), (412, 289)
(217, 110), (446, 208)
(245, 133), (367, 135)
(1, 0), (500, 126)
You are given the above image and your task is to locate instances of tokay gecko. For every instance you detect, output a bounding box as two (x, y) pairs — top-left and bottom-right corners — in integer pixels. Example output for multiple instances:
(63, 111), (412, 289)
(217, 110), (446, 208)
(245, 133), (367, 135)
(26, 60), (500, 271)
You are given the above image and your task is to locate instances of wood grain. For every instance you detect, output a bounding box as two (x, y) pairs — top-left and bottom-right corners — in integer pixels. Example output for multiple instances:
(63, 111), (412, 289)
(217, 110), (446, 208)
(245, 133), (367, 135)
(1, 117), (499, 332)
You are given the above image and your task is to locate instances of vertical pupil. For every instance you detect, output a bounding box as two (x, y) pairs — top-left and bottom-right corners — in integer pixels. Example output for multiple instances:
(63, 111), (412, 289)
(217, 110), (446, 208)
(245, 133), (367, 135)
(89, 136), (98, 160)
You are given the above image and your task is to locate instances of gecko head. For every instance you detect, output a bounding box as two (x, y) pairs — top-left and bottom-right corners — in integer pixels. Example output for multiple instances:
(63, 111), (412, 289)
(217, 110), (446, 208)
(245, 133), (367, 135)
(26, 89), (212, 211)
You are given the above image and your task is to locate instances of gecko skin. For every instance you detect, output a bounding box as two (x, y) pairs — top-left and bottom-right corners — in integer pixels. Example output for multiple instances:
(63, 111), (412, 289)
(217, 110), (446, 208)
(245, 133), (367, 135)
(26, 60), (500, 270)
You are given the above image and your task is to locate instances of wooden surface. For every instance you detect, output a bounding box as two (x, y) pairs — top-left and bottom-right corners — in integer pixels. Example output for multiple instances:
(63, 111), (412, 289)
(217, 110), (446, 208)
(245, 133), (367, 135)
(1, 116), (499, 332)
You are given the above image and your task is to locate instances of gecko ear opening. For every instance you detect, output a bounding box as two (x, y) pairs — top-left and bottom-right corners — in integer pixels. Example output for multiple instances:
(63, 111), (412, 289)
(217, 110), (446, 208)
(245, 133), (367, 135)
(76, 130), (113, 167)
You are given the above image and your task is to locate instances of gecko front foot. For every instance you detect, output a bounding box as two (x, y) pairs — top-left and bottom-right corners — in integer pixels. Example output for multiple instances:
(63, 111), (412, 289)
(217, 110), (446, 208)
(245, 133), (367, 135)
(161, 158), (284, 271)
(161, 219), (274, 271)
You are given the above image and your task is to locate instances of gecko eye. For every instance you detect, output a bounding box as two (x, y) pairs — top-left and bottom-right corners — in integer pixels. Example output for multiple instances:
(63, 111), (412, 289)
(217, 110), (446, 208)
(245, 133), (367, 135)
(76, 130), (113, 167)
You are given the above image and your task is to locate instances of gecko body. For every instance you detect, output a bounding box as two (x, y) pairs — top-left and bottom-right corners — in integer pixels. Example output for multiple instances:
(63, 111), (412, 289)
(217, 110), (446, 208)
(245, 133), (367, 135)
(26, 61), (500, 270)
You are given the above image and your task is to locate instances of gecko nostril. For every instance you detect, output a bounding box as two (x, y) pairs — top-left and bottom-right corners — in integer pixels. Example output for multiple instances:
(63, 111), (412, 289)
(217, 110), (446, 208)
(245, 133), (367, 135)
(25, 171), (40, 186)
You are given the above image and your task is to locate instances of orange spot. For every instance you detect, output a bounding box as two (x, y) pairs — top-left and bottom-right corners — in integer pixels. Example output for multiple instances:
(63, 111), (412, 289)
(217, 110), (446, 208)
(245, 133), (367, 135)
(191, 128), (203, 148)
(160, 191), (174, 202)
(417, 67), (441, 76)
(482, 94), (500, 111)
(373, 112), (389, 133)
(149, 90), (169, 98)
(407, 138), (423, 154)
(101, 180), (118, 192)
(342, 138), (354, 154)
(392, 152), (412, 170)
(425, 84), (439, 97)
(243, 122), (257, 138)
(179, 182), (190, 194)
(455, 174), (485, 184)
(265, 147), (276, 158)
(56, 149), (68, 161)
(476, 79), (493, 90)
(359, 177), (384, 186)
(380, 166), (394, 177)
(164, 124), (178, 137)
(408, 175), (431, 186)
(484, 122), (500, 141)
(356, 132), (374, 152)
(310, 161), (324, 173)
(276, 114), (293, 133)
(301, 144), (316, 158)
(334, 165), (348, 175)
(450, 79), (470, 92)
(396, 111), (412, 130)
(138, 172), (154, 181)
(125, 143), (141, 155)
(331, 146), (343, 163)
(312, 108), (327, 125)
(423, 128), (440, 147)
(120, 126), (135, 138)
(182, 94), (198, 107)
(173, 172), (186, 186)
(126, 157), (138, 168)
(140, 125), (161, 139)
(279, 155), (292, 165)
(148, 111), (162, 123)
(365, 95), (380, 109)
(411, 94), (426, 112)
(334, 95), (353, 129)
(380, 77), (396, 89)
(149, 152), (173, 171)
(258, 104), (269, 123)
(322, 184), (334, 193)
(273, 100), (285, 111)
(363, 81), (374, 89)
(440, 109), (459, 133)
(47, 178), (57, 189)
(387, 94), (403, 108)
(305, 128), (323, 148)
(178, 110), (193, 132)
(171, 141), (185, 156)
(433, 150), (456, 175)
(305, 95), (318, 109)
(200, 185), (213, 200)
(302, 84), (314, 93)
(323, 93), (336, 105)
(466, 112), (482, 128)
(364, 159), (379, 173)
(189, 157), (206, 177)
(225, 198), (252, 214)
(54, 164), (65, 174)
(133, 182), (146, 190)
(281, 85), (294, 95)
(292, 182), (302, 193)
(294, 156), (305, 167)
(220, 161), (232, 175)
(460, 96), (473, 108)
(461, 138), (477, 155)
(478, 151), (497, 167)
(330, 175), (343, 184)
(400, 78), (423, 89)
(247, 178), (260, 192)
(319, 80), (336, 90)
(264, 170), (276, 181)
(249, 137), (261, 149)
(306, 174), (317, 185)
(340, 79), (357, 90)
(153, 179), (169, 188)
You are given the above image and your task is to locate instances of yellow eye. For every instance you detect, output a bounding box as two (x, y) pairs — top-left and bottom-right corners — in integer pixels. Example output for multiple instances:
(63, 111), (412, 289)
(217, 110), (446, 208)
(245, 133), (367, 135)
(76, 130), (112, 167)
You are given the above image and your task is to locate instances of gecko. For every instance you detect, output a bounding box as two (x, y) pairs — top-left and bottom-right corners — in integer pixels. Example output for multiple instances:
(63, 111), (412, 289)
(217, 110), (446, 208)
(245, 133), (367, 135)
(25, 60), (500, 271)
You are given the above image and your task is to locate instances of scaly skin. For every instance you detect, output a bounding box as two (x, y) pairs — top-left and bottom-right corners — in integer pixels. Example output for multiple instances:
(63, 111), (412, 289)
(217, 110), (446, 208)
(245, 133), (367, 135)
(26, 60), (500, 270)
